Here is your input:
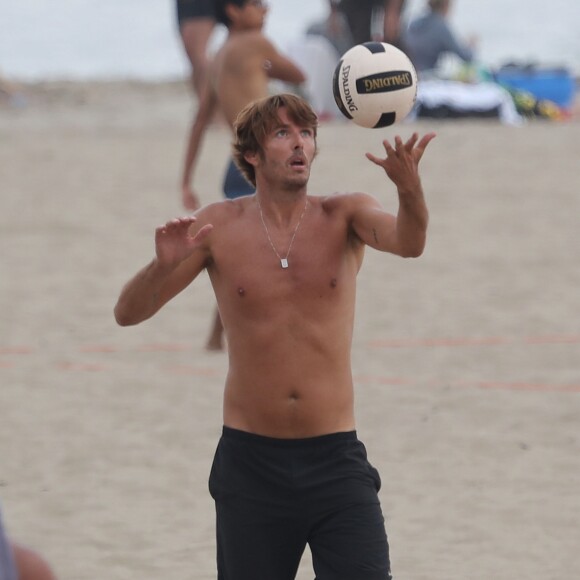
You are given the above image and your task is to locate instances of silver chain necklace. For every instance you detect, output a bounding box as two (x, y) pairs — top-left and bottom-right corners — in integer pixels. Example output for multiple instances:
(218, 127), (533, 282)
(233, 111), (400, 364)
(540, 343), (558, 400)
(257, 197), (309, 269)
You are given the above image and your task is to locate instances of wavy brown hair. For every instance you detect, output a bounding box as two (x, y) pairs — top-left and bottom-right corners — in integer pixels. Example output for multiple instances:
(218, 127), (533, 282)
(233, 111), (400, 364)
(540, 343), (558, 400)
(232, 93), (319, 187)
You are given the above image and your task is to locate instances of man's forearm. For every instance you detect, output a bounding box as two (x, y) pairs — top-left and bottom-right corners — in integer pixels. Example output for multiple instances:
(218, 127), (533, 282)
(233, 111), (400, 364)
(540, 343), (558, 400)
(396, 186), (429, 257)
(114, 259), (173, 326)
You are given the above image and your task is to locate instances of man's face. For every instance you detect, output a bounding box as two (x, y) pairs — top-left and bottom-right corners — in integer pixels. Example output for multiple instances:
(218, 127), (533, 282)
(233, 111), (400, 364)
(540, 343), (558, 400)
(249, 108), (317, 190)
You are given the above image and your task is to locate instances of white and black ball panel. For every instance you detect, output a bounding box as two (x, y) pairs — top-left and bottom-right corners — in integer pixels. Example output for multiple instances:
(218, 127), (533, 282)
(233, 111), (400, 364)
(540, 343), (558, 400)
(333, 42), (418, 128)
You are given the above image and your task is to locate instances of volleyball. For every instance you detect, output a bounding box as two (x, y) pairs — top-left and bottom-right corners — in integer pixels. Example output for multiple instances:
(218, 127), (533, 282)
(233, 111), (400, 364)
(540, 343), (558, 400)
(333, 42), (418, 128)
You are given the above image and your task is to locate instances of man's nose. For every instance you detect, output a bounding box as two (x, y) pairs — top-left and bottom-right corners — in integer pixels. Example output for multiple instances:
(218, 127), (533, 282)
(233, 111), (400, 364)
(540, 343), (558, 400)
(292, 132), (305, 149)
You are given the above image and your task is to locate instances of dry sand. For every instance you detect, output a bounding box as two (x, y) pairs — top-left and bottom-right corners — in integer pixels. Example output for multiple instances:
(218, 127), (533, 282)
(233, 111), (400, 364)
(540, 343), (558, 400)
(1, 81), (579, 580)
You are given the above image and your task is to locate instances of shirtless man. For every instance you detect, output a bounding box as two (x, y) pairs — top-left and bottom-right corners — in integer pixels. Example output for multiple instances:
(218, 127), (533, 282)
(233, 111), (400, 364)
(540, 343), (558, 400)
(116, 93), (435, 579)
(180, 0), (306, 350)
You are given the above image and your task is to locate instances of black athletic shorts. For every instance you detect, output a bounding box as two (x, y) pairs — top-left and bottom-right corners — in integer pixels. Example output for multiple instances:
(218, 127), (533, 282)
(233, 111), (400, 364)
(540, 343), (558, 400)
(176, 0), (216, 24)
(209, 426), (392, 580)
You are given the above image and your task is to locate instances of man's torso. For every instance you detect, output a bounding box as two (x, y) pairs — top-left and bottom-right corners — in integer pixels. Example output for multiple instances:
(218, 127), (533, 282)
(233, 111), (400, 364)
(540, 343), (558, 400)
(194, 194), (365, 438)
(212, 32), (272, 126)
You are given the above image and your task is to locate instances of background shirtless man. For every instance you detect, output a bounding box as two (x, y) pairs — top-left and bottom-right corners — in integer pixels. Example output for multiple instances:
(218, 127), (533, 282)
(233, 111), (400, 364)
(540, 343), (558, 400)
(116, 93), (434, 579)
(181, 0), (305, 210)
(180, 0), (305, 350)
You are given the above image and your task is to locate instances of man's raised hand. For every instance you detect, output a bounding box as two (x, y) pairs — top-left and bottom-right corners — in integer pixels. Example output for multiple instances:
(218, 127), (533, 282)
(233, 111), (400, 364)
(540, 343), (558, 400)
(155, 216), (213, 268)
(366, 132), (436, 193)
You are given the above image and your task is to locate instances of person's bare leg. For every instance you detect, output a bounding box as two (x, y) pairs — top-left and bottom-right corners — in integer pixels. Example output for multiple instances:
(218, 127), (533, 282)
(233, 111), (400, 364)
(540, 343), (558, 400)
(179, 18), (215, 99)
(206, 308), (224, 351)
(12, 542), (57, 580)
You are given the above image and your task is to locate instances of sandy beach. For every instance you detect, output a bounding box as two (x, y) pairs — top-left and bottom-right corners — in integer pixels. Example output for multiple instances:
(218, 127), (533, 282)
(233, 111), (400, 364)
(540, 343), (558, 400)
(1, 81), (579, 580)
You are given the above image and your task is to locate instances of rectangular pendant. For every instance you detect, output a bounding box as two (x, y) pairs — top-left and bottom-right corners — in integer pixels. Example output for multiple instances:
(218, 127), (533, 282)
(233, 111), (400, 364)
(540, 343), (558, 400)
(280, 258), (289, 268)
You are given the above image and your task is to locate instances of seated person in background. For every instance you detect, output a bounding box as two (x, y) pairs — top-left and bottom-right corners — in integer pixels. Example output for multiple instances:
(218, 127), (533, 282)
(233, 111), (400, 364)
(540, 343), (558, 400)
(403, 0), (521, 124)
(403, 0), (476, 74)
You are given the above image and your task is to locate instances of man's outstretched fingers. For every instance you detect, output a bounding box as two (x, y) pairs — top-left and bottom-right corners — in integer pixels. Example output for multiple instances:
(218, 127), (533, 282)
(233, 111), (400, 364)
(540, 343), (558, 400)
(404, 132), (419, 151)
(415, 133), (437, 161)
(383, 139), (396, 156)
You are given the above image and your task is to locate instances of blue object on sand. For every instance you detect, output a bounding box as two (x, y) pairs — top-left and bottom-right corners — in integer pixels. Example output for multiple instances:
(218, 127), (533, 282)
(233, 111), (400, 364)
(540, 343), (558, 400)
(494, 65), (576, 109)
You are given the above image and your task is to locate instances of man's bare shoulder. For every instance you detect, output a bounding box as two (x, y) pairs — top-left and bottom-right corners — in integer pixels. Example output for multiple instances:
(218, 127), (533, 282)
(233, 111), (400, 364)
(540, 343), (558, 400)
(321, 191), (380, 214)
(222, 30), (271, 55)
(193, 195), (254, 228)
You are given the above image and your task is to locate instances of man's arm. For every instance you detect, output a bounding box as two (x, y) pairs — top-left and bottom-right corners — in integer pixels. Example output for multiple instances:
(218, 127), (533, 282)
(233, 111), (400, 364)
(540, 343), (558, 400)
(350, 132), (435, 258)
(181, 82), (218, 210)
(260, 37), (306, 85)
(114, 217), (212, 326)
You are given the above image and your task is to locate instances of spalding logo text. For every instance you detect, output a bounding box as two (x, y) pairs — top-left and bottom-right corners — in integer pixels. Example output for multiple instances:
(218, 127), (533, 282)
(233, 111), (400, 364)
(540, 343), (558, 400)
(341, 65), (358, 112)
(356, 71), (413, 94)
